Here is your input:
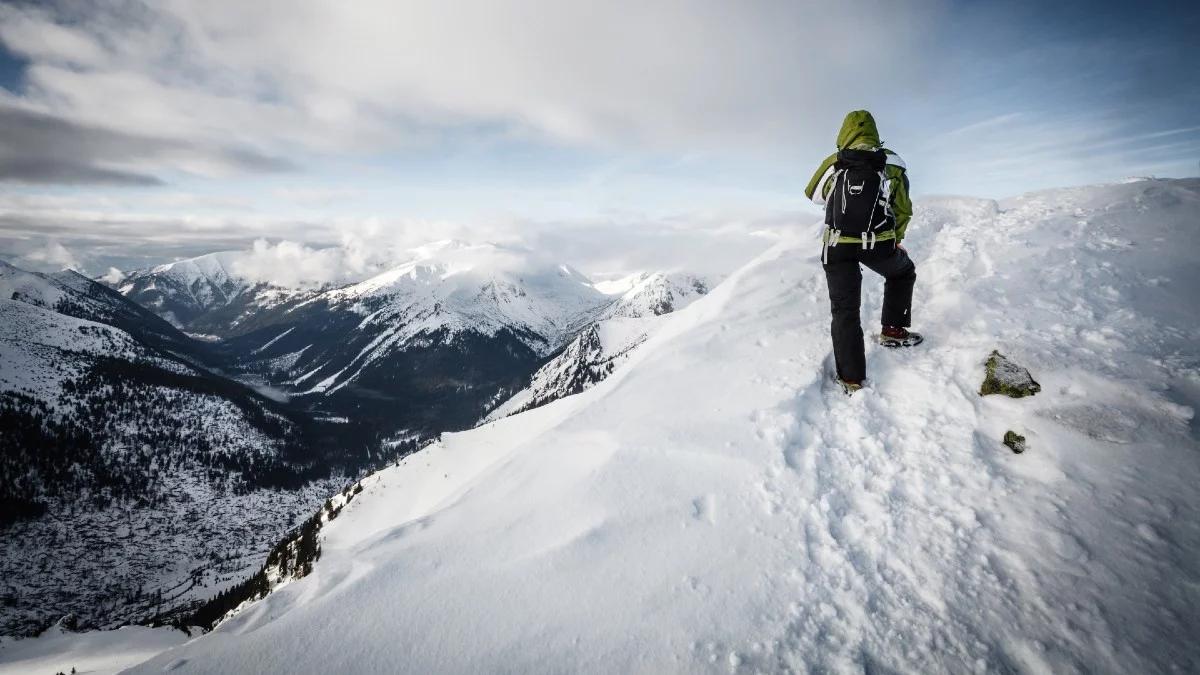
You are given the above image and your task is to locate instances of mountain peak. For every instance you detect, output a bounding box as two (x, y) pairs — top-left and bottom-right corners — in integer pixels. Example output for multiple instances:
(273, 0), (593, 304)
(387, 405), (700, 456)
(599, 270), (709, 319)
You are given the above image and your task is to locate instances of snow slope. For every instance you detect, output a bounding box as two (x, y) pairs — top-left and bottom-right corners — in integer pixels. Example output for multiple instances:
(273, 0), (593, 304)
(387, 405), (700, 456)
(597, 270), (710, 319)
(0, 259), (65, 308)
(0, 298), (169, 403)
(112, 178), (1200, 673)
(112, 251), (252, 327)
(0, 624), (187, 675)
(316, 240), (607, 357)
(482, 316), (659, 421)
(483, 272), (711, 421)
(0, 261), (346, 637)
(145, 251), (245, 292)
(0, 262), (197, 402)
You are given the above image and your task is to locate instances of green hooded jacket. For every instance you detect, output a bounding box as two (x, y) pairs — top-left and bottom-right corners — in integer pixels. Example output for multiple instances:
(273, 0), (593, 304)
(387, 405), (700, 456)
(804, 110), (912, 242)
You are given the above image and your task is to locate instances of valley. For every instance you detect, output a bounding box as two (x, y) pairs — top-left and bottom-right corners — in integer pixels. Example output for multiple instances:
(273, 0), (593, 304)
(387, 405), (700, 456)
(0, 242), (707, 637)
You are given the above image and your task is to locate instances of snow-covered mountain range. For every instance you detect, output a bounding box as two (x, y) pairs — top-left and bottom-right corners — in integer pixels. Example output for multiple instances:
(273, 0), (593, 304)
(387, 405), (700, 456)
(1, 240), (710, 640)
(26, 177), (1185, 674)
(110, 241), (713, 440)
(113, 251), (264, 332)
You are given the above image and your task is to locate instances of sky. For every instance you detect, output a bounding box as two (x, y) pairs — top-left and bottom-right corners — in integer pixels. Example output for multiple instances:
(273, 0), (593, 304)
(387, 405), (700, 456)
(0, 0), (1196, 283)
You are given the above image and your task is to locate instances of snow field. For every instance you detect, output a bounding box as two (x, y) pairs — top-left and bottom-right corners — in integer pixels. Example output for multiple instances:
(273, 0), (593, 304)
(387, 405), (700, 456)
(0, 625), (188, 675)
(43, 179), (1200, 673)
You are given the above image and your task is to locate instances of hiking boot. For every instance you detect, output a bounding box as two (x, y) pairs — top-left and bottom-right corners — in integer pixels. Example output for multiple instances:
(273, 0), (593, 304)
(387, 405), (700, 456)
(879, 326), (924, 348)
(836, 378), (864, 395)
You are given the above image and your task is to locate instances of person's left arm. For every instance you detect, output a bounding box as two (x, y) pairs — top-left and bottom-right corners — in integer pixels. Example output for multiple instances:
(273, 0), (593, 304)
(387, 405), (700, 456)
(805, 153), (838, 206)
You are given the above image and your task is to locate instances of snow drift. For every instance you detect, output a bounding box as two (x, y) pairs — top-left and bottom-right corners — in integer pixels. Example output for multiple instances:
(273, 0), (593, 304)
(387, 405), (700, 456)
(56, 179), (1200, 673)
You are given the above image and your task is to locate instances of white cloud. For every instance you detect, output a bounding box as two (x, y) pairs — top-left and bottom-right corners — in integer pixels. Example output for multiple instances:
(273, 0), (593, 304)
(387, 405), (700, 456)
(0, 8), (108, 66)
(0, 202), (792, 284)
(230, 239), (355, 287)
(220, 206), (793, 287)
(0, 0), (936, 171)
(8, 239), (82, 272)
(100, 266), (124, 284)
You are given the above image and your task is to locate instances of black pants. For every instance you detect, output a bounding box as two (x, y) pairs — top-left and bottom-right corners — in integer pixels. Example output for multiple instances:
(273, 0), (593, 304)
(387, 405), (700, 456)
(822, 240), (916, 382)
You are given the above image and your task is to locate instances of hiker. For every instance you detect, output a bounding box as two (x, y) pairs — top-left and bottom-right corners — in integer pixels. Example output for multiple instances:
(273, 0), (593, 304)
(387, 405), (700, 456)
(805, 110), (922, 394)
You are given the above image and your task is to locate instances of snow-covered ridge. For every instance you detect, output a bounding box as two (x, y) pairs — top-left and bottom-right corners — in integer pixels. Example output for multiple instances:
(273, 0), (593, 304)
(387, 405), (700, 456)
(482, 316), (658, 422)
(148, 251), (243, 287)
(0, 259), (66, 309)
(318, 241), (607, 351)
(112, 251), (262, 329)
(139, 250), (250, 304)
(0, 298), (160, 404)
(598, 270), (710, 319)
(481, 272), (712, 422)
(120, 178), (1200, 673)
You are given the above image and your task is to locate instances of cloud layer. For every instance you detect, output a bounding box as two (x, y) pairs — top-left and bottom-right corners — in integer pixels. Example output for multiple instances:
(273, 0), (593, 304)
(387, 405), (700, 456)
(0, 0), (933, 184)
(0, 197), (791, 284)
(0, 103), (295, 186)
(0, 0), (1195, 282)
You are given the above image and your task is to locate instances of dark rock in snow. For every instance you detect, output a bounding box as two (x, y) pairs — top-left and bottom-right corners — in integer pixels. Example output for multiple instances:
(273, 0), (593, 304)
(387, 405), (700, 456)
(1003, 430), (1027, 454)
(980, 350), (1041, 398)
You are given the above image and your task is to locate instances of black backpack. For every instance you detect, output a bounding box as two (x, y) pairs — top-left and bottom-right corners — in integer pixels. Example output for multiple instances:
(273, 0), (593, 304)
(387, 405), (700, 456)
(825, 149), (892, 237)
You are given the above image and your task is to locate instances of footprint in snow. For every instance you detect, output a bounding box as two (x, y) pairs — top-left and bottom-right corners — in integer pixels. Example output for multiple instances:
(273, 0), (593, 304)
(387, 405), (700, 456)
(692, 494), (717, 524)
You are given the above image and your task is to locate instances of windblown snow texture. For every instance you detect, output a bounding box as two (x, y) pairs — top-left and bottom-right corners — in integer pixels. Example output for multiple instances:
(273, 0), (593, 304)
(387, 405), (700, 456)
(21, 179), (1200, 674)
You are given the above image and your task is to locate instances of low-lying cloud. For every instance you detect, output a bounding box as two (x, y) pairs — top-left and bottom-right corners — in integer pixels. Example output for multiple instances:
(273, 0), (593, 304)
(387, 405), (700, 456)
(230, 239), (382, 288)
(0, 203), (797, 285)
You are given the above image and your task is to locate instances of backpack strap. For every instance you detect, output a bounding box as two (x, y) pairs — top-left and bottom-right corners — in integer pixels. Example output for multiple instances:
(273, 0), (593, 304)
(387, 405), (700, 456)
(822, 228), (842, 264)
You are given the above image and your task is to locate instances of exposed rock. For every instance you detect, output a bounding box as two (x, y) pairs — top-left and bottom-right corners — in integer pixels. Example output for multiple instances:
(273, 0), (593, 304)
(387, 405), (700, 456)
(1003, 430), (1027, 454)
(980, 350), (1041, 397)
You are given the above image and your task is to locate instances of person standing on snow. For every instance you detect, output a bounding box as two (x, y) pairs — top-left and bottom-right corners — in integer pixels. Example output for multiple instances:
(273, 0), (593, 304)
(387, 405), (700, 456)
(805, 110), (922, 395)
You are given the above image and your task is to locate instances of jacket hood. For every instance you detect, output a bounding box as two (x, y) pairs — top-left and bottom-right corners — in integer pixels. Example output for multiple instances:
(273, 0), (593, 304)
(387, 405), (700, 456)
(836, 110), (881, 150)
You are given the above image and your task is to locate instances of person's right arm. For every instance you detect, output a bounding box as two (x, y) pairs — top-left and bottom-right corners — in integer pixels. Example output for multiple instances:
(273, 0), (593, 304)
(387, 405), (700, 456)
(889, 168), (912, 242)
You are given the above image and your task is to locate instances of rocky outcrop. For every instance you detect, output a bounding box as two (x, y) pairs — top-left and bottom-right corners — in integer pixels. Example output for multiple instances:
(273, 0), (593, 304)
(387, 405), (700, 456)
(980, 351), (1041, 398)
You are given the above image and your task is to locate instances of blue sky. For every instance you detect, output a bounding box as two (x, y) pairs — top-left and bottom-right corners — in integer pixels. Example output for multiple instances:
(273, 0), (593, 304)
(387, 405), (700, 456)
(0, 0), (1196, 280)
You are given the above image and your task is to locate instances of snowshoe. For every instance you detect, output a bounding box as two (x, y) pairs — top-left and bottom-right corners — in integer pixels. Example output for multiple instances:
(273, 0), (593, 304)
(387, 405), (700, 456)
(878, 327), (923, 349)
